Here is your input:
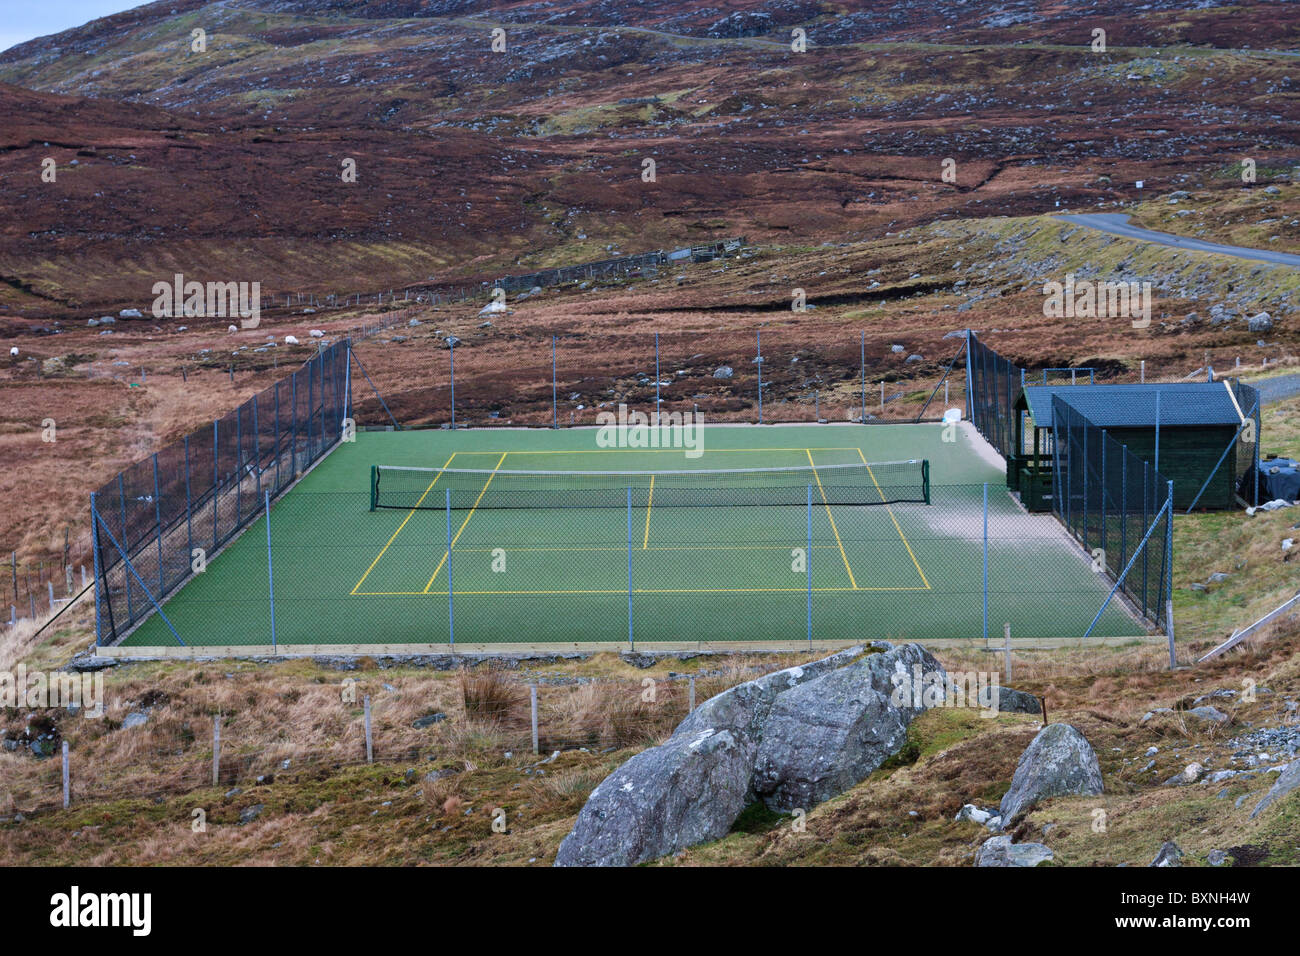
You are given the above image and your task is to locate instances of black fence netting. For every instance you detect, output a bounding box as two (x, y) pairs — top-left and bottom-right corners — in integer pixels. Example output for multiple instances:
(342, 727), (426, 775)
(1051, 397), (1172, 628)
(91, 340), (350, 645)
(967, 333), (1024, 459)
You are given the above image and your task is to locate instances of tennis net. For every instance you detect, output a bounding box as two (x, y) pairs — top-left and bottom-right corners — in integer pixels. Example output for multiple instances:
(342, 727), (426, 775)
(369, 460), (930, 511)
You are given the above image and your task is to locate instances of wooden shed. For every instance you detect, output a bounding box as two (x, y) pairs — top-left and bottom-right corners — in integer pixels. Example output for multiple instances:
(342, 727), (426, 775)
(1013, 382), (1248, 511)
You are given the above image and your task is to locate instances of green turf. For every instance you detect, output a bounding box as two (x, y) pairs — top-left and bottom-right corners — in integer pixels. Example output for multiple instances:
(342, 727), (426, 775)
(121, 424), (1141, 646)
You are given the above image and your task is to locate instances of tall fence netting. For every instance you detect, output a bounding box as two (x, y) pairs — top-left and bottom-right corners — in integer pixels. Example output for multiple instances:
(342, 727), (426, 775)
(91, 340), (350, 645)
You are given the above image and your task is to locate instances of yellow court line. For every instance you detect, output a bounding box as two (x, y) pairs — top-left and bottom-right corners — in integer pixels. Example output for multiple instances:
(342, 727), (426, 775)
(806, 449), (858, 589)
(351, 452), (457, 594)
(643, 474), (654, 549)
(453, 544), (847, 553)
(422, 451), (508, 592)
(355, 586), (931, 596)
(857, 447), (931, 590)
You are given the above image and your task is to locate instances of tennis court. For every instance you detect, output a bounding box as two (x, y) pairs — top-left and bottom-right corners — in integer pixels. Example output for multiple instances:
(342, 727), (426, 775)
(119, 422), (1141, 648)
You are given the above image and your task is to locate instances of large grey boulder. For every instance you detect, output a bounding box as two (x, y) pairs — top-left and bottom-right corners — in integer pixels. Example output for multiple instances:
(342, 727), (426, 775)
(556, 646), (863, 867)
(556, 643), (940, 866)
(752, 643), (944, 811)
(975, 835), (1054, 867)
(999, 724), (1104, 824)
(675, 644), (866, 775)
(1250, 760), (1300, 819)
(553, 727), (750, 867)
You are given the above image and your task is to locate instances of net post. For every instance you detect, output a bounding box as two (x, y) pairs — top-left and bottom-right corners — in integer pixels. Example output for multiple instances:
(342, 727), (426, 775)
(922, 460), (930, 505)
(446, 488), (454, 646)
(265, 489), (276, 651)
(982, 482), (989, 646)
(370, 465), (377, 512)
(806, 483), (813, 647)
(627, 486), (634, 651)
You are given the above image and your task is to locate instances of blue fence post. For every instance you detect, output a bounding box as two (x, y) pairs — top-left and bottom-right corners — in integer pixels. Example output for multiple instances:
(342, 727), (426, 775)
(1154, 391), (1161, 474)
(117, 473), (132, 622)
(291, 373), (298, 476)
(1120, 452), (1128, 572)
(306, 352), (314, 458)
(90, 493), (103, 646)
(982, 482), (990, 645)
(252, 394), (262, 505)
(1100, 430), (1107, 563)
(806, 483), (813, 646)
(273, 381), (282, 491)
(1165, 479), (1175, 666)
(236, 405), (244, 523)
(1142, 460), (1150, 618)
(184, 435), (193, 566)
(446, 488), (454, 647)
(265, 489), (277, 650)
(152, 453), (164, 596)
(627, 486), (634, 651)
(861, 331), (867, 422)
(551, 335), (558, 430)
(450, 338), (456, 429)
(212, 419), (219, 552)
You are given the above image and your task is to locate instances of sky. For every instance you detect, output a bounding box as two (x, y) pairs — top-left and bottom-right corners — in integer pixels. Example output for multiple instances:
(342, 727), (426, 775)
(0, 1), (145, 53)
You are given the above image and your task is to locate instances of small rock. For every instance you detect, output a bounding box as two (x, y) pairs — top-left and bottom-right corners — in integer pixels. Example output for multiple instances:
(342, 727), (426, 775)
(1150, 841), (1183, 867)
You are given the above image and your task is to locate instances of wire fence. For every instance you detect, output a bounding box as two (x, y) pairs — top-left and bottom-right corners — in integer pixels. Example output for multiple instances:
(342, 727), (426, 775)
(0, 666), (788, 816)
(89, 340), (351, 646)
(109, 478), (1147, 649)
(351, 326), (970, 430)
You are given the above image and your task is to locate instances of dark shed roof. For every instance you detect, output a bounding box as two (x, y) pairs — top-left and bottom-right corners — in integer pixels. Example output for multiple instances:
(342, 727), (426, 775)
(1016, 383), (1245, 430)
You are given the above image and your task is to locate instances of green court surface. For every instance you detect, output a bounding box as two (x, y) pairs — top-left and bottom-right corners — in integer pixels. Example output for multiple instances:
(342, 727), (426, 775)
(121, 424), (1141, 647)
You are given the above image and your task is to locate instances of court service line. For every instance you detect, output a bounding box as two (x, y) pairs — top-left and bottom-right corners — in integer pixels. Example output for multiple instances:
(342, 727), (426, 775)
(643, 474), (655, 549)
(806, 448), (858, 589)
(351, 452), (457, 594)
(421, 451), (508, 592)
(857, 448), (932, 589)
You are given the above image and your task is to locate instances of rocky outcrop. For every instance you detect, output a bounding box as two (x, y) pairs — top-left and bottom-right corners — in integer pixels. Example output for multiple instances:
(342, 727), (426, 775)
(996, 687), (1042, 714)
(1250, 760), (1300, 819)
(999, 723), (1104, 825)
(556, 643), (945, 866)
(976, 835), (1053, 867)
